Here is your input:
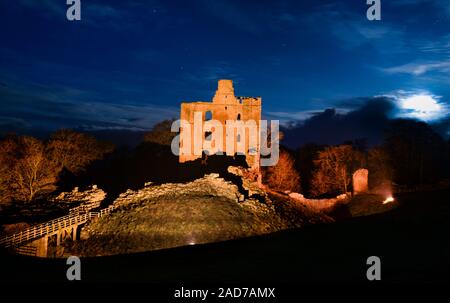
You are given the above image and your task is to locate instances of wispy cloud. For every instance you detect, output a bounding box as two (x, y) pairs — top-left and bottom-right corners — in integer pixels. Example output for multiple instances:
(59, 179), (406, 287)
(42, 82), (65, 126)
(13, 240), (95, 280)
(182, 62), (242, 87)
(17, 0), (143, 31)
(19, 0), (65, 17)
(415, 35), (450, 55)
(382, 60), (450, 76)
(391, 0), (450, 17)
(0, 84), (179, 133)
(266, 110), (320, 122)
(299, 2), (408, 54)
(196, 0), (262, 34)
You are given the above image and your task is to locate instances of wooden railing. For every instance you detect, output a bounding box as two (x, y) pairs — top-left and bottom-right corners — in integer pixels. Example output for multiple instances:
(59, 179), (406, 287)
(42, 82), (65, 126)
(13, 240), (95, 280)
(15, 244), (37, 256)
(0, 206), (115, 248)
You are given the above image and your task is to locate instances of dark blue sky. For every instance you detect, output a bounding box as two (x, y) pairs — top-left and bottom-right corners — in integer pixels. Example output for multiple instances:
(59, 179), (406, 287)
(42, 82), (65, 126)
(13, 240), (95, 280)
(1, 0), (449, 136)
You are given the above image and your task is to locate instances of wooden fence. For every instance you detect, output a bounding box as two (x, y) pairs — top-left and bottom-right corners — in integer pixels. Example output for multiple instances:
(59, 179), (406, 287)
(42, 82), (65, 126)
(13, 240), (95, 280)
(0, 206), (115, 248)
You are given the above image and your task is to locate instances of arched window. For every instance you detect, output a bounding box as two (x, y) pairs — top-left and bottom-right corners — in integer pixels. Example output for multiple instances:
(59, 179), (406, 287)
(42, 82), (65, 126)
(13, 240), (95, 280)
(205, 111), (212, 121)
(237, 113), (241, 120)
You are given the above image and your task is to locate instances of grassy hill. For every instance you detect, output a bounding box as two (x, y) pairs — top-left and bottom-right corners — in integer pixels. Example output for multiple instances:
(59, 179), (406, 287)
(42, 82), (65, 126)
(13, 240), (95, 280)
(67, 174), (332, 257)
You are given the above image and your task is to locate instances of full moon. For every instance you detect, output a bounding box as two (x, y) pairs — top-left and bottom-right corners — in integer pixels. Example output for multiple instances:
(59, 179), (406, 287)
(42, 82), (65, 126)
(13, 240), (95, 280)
(399, 94), (445, 121)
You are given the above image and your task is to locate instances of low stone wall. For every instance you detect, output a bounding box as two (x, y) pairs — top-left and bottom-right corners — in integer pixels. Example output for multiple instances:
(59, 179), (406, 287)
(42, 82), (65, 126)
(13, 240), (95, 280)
(287, 192), (350, 212)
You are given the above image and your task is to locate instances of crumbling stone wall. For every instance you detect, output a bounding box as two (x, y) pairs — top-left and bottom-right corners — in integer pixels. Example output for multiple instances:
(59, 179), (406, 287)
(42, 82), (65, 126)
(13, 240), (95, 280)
(52, 185), (106, 211)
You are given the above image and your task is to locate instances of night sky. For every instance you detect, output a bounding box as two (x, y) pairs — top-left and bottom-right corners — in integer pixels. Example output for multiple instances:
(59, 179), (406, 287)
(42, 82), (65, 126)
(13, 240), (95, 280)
(1, 0), (449, 140)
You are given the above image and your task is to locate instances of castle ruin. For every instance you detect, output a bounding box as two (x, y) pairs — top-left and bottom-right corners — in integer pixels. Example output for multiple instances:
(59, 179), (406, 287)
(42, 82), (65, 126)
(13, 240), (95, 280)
(179, 80), (262, 171)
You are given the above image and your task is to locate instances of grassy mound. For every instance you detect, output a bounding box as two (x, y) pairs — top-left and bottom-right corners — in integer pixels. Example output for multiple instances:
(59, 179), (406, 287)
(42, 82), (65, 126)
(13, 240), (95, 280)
(66, 174), (333, 257)
(73, 195), (287, 256)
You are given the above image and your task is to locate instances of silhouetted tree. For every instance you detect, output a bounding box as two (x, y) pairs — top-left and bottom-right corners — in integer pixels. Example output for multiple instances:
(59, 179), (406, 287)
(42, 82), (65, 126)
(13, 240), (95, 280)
(143, 119), (176, 146)
(384, 119), (449, 186)
(368, 146), (392, 189)
(295, 144), (325, 197)
(47, 129), (114, 175)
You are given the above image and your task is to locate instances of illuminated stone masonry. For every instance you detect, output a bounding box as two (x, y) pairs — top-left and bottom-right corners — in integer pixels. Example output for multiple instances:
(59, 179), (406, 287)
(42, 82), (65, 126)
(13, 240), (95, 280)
(179, 80), (262, 171)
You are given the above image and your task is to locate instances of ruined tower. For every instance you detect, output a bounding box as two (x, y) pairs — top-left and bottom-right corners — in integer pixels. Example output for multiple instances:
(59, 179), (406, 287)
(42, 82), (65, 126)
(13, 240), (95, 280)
(179, 80), (262, 170)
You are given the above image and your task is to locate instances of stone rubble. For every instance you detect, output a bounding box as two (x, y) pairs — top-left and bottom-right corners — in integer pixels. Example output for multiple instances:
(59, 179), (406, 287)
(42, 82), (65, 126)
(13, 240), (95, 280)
(113, 173), (241, 208)
(52, 185), (106, 211)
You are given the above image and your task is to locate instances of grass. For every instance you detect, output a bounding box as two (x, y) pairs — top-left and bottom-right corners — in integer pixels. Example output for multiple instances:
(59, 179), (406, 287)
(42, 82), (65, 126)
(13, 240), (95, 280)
(68, 194), (292, 256)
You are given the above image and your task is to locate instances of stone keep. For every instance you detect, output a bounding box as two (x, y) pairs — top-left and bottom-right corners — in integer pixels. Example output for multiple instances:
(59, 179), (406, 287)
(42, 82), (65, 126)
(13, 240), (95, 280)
(353, 168), (369, 195)
(179, 80), (262, 170)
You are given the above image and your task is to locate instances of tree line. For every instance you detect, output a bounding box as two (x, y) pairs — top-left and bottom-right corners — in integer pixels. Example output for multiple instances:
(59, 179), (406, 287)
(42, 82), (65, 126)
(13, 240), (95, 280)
(0, 118), (448, 204)
(264, 119), (450, 197)
(0, 130), (113, 204)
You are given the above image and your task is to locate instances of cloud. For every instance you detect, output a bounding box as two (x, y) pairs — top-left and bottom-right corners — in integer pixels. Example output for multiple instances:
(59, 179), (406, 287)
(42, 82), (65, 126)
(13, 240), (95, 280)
(0, 85), (179, 135)
(16, 0), (143, 32)
(382, 60), (450, 76)
(280, 92), (449, 149)
(87, 3), (123, 19)
(281, 97), (396, 148)
(298, 2), (408, 53)
(195, 0), (262, 34)
(391, 0), (450, 17)
(81, 2), (141, 31)
(19, 0), (65, 17)
(191, 1), (298, 34)
(277, 13), (297, 25)
(182, 62), (243, 87)
(379, 90), (449, 121)
(266, 110), (319, 122)
(266, 96), (384, 128)
(331, 22), (404, 52)
(266, 108), (351, 127)
(415, 35), (450, 55)
(0, 116), (31, 131)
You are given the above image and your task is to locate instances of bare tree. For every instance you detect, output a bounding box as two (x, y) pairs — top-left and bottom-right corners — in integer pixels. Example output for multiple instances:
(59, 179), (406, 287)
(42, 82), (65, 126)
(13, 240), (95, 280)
(47, 129), (114, 174)
(12, 136), (57, 202)
(0, 137), (18, 204)
(264, 150), (301, 192)
(311, 145), (363, 196)
(0, 131), (113, 203)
